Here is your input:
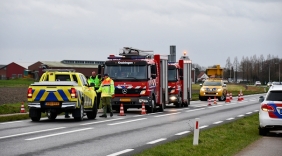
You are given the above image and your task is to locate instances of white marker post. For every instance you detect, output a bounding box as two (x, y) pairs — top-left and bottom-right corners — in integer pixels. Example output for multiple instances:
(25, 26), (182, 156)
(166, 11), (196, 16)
(193, 118), (200, 145)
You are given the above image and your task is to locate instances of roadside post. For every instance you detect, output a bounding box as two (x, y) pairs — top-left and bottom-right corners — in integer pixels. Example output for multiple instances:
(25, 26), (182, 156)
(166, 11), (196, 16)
(193, 118), (200, 145)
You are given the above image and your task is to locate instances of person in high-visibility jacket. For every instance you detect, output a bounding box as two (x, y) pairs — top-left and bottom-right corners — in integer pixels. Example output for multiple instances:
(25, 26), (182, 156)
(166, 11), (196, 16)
(88, 71), (102, 90)
(96, 73), (115, 118)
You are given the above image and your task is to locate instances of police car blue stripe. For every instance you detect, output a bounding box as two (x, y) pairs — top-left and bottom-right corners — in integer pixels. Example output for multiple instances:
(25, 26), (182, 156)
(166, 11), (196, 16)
(35, 90), (45, 101)
(57, 90), (68, 101)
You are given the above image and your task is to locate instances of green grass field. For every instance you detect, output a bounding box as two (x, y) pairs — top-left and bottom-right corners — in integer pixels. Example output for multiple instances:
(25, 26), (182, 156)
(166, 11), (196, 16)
(0, 78), (35, 87)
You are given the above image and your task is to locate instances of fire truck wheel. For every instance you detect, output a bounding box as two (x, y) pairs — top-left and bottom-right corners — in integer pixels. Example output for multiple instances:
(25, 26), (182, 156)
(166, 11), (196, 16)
(147, 99), (155, 113)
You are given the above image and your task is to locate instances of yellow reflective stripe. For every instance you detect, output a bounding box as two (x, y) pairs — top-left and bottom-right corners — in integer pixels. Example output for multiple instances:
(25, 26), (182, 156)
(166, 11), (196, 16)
(54, 92), (63, 101)
(40, 92), (49, 101)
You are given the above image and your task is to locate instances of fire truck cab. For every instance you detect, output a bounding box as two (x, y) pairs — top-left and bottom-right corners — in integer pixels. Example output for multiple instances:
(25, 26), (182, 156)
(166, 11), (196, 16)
(98, 47), (168, 113)
(167, 52), (192, 107)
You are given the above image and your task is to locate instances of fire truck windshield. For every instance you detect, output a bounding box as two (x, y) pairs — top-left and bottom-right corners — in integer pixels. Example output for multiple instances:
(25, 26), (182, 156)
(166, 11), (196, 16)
(104, 65), (147, 80)
(168, 68), (177, 81)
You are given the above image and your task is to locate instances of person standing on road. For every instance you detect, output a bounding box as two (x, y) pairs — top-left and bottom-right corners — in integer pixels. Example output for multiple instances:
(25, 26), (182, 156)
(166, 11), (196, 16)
(88, 71), (102, 107)
(96, 73), (115, 118)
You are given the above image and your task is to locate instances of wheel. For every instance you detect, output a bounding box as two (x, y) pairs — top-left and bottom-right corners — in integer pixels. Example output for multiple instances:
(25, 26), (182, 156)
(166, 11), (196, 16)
(29, 108), (41, 122)
(87, 98), (97, 119)
(47, 111), (57, 120)
(158, 102), (164, 112)
(259, 127), (268, 136)
(199, 95), (205, 101)
(74, 104), (84, 121)
(147, 98), (155, 113)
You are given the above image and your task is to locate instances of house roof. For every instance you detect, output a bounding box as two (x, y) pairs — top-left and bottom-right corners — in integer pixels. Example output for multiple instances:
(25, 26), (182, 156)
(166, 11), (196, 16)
(0, 62), (27, 69)
(41, 61), (99, 68)
(0, 64), (6, 69)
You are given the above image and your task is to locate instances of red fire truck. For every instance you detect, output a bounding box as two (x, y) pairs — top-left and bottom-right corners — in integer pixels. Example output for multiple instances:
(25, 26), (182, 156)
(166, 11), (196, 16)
(167, 52), (192, 107)
(98, 47), (168, 113)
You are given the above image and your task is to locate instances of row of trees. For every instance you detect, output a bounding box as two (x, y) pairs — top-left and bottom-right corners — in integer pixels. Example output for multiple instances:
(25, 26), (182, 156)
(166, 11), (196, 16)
(224, 54), (281, 84)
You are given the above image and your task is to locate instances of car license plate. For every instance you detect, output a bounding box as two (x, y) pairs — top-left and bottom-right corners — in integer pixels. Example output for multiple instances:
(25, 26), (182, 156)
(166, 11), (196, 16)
(120, 98), (131, 102)
(46, 102), (60, 106)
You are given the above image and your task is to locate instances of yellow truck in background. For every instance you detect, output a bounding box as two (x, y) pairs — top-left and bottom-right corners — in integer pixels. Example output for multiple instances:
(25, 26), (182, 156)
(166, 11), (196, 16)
(199, 65), (228, 101)
(27, 69), (97, 121)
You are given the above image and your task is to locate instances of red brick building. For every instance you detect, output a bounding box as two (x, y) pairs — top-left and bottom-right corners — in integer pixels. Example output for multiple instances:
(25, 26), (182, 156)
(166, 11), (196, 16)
(0, 62), (27, 79)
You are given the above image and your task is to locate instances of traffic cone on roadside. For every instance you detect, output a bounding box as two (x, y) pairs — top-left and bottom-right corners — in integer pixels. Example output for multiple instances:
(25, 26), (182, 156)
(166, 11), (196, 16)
(118, 103), (126, 116)
(208, 97), (212, 106)
(230, 93), (233, 100)
(141, 102), (146, 115)
(213, 96), (217, 104)
(238, 93), (242, 102)
(241, 92), (244, 100)
(20, 102), (26, 113)
(225, 93), (231, 103)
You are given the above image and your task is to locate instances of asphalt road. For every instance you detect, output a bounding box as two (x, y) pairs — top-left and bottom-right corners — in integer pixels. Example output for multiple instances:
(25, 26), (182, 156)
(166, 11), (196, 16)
(0, 93), (279, 156)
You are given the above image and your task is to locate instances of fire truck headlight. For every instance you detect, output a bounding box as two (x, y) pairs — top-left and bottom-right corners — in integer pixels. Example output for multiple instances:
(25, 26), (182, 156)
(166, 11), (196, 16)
(170, 89), (175, 93)
(169, 96), (177, 101)
(140, 90), (146, 95)
(139, 99), (148, 103)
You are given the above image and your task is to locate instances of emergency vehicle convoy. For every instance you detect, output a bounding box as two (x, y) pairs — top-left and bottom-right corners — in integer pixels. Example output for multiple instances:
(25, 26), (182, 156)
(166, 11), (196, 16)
(27, 69), (98, 121)
(168, 52), (192, 107)
(98, 47), (168, 113)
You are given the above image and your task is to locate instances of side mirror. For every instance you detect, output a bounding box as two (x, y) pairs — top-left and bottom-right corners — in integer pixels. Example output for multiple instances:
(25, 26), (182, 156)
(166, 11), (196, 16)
(199, 84), (202, 86)
(258, 96), (264, 102)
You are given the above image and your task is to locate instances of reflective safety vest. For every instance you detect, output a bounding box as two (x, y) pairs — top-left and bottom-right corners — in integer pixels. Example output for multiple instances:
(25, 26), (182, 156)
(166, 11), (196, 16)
(97, 77), (115, 97)
(89, 76), (102, 88)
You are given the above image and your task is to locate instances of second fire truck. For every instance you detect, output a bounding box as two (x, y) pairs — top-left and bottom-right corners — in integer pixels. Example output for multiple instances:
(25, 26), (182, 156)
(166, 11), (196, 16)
(98, 47), (168, 113)
(167, 52), (192, 107)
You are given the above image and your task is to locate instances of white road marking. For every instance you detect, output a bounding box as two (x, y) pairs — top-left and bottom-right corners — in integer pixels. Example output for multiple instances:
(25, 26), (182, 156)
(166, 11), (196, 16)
(149, 112), (163, 115)
(167, 109), (179, 112)
(0, 121), (23, 125)
(199, 125), (209, 129)
(225, 103), (236, 106)
(237, 115), (245, 117)
(254, 110), (259, 112)
(108, 118), (147, 126)
(107, 149), (134, 156)
(154, 112), (181, 118)
(226, 118), (235, 121)
(213, 121), (223, 124)
(147, 138), (167, 144)
(0, 127), (66, 139)
(246, 112), (253, 114)
(208, 105), (223, 108)
(186, 108), (205, 112)
(175, 131), (190, 136)
(80, 118), (124, 125)
(25, 128), (92, 141)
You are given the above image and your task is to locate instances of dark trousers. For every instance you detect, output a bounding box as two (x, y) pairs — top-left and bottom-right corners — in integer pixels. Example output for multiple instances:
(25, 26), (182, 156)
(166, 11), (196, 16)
(95, 88), (101, 107)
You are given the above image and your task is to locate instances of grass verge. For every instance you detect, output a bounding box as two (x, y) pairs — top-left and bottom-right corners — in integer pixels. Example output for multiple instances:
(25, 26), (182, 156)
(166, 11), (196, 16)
(135, 113), (261, 156)
(0, 78), (35, 87)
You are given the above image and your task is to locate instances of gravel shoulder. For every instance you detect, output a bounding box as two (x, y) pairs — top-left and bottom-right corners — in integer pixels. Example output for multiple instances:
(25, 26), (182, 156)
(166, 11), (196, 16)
(0, 87), (28, 105)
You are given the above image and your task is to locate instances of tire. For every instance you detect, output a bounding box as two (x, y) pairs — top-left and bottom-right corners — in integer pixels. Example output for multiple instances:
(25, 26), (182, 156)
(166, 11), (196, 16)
(29, 108), (41, 122)
(47, 111), (57, 120)
(147, 98), (155, 113)
(199, 95), (205, 101)
(259, 127), (268, 136)
(74, 104), (84, 121)
(87, 98), (97, 119)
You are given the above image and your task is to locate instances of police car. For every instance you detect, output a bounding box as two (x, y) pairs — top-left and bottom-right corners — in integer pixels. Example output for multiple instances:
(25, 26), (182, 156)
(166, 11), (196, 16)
(258, 85), (282, 136)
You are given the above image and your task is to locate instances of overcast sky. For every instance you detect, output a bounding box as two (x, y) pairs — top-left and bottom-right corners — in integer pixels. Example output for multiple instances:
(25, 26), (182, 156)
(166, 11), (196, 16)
(1, 0), (282, 68)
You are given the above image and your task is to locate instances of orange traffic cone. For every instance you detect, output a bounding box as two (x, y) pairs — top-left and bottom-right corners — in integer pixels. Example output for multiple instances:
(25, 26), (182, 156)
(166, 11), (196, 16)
(208, 97), (212, 106)
(230, 93), (233, 100)
(20, 102), (26, 113)
(241, 92), (244, 100)
(213, 96), (217, 104)
(225, 93), (231, 103)
(118, 103), (126, 116)
(141, 102), (146, 115)
(238, 93), (242, 101)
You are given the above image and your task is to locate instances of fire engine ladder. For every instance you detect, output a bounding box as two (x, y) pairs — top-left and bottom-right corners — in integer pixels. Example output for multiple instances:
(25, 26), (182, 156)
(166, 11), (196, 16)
(159, 55), (168, 105)
(119, 47), (154, 58)
(181, 55), (192, 104)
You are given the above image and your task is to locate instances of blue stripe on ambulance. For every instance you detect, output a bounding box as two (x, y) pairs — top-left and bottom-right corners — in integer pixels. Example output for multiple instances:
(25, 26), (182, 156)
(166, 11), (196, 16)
(35, 90), (45, 101)
(45, 92), (58, 101)
(57, 90), (68, 101)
